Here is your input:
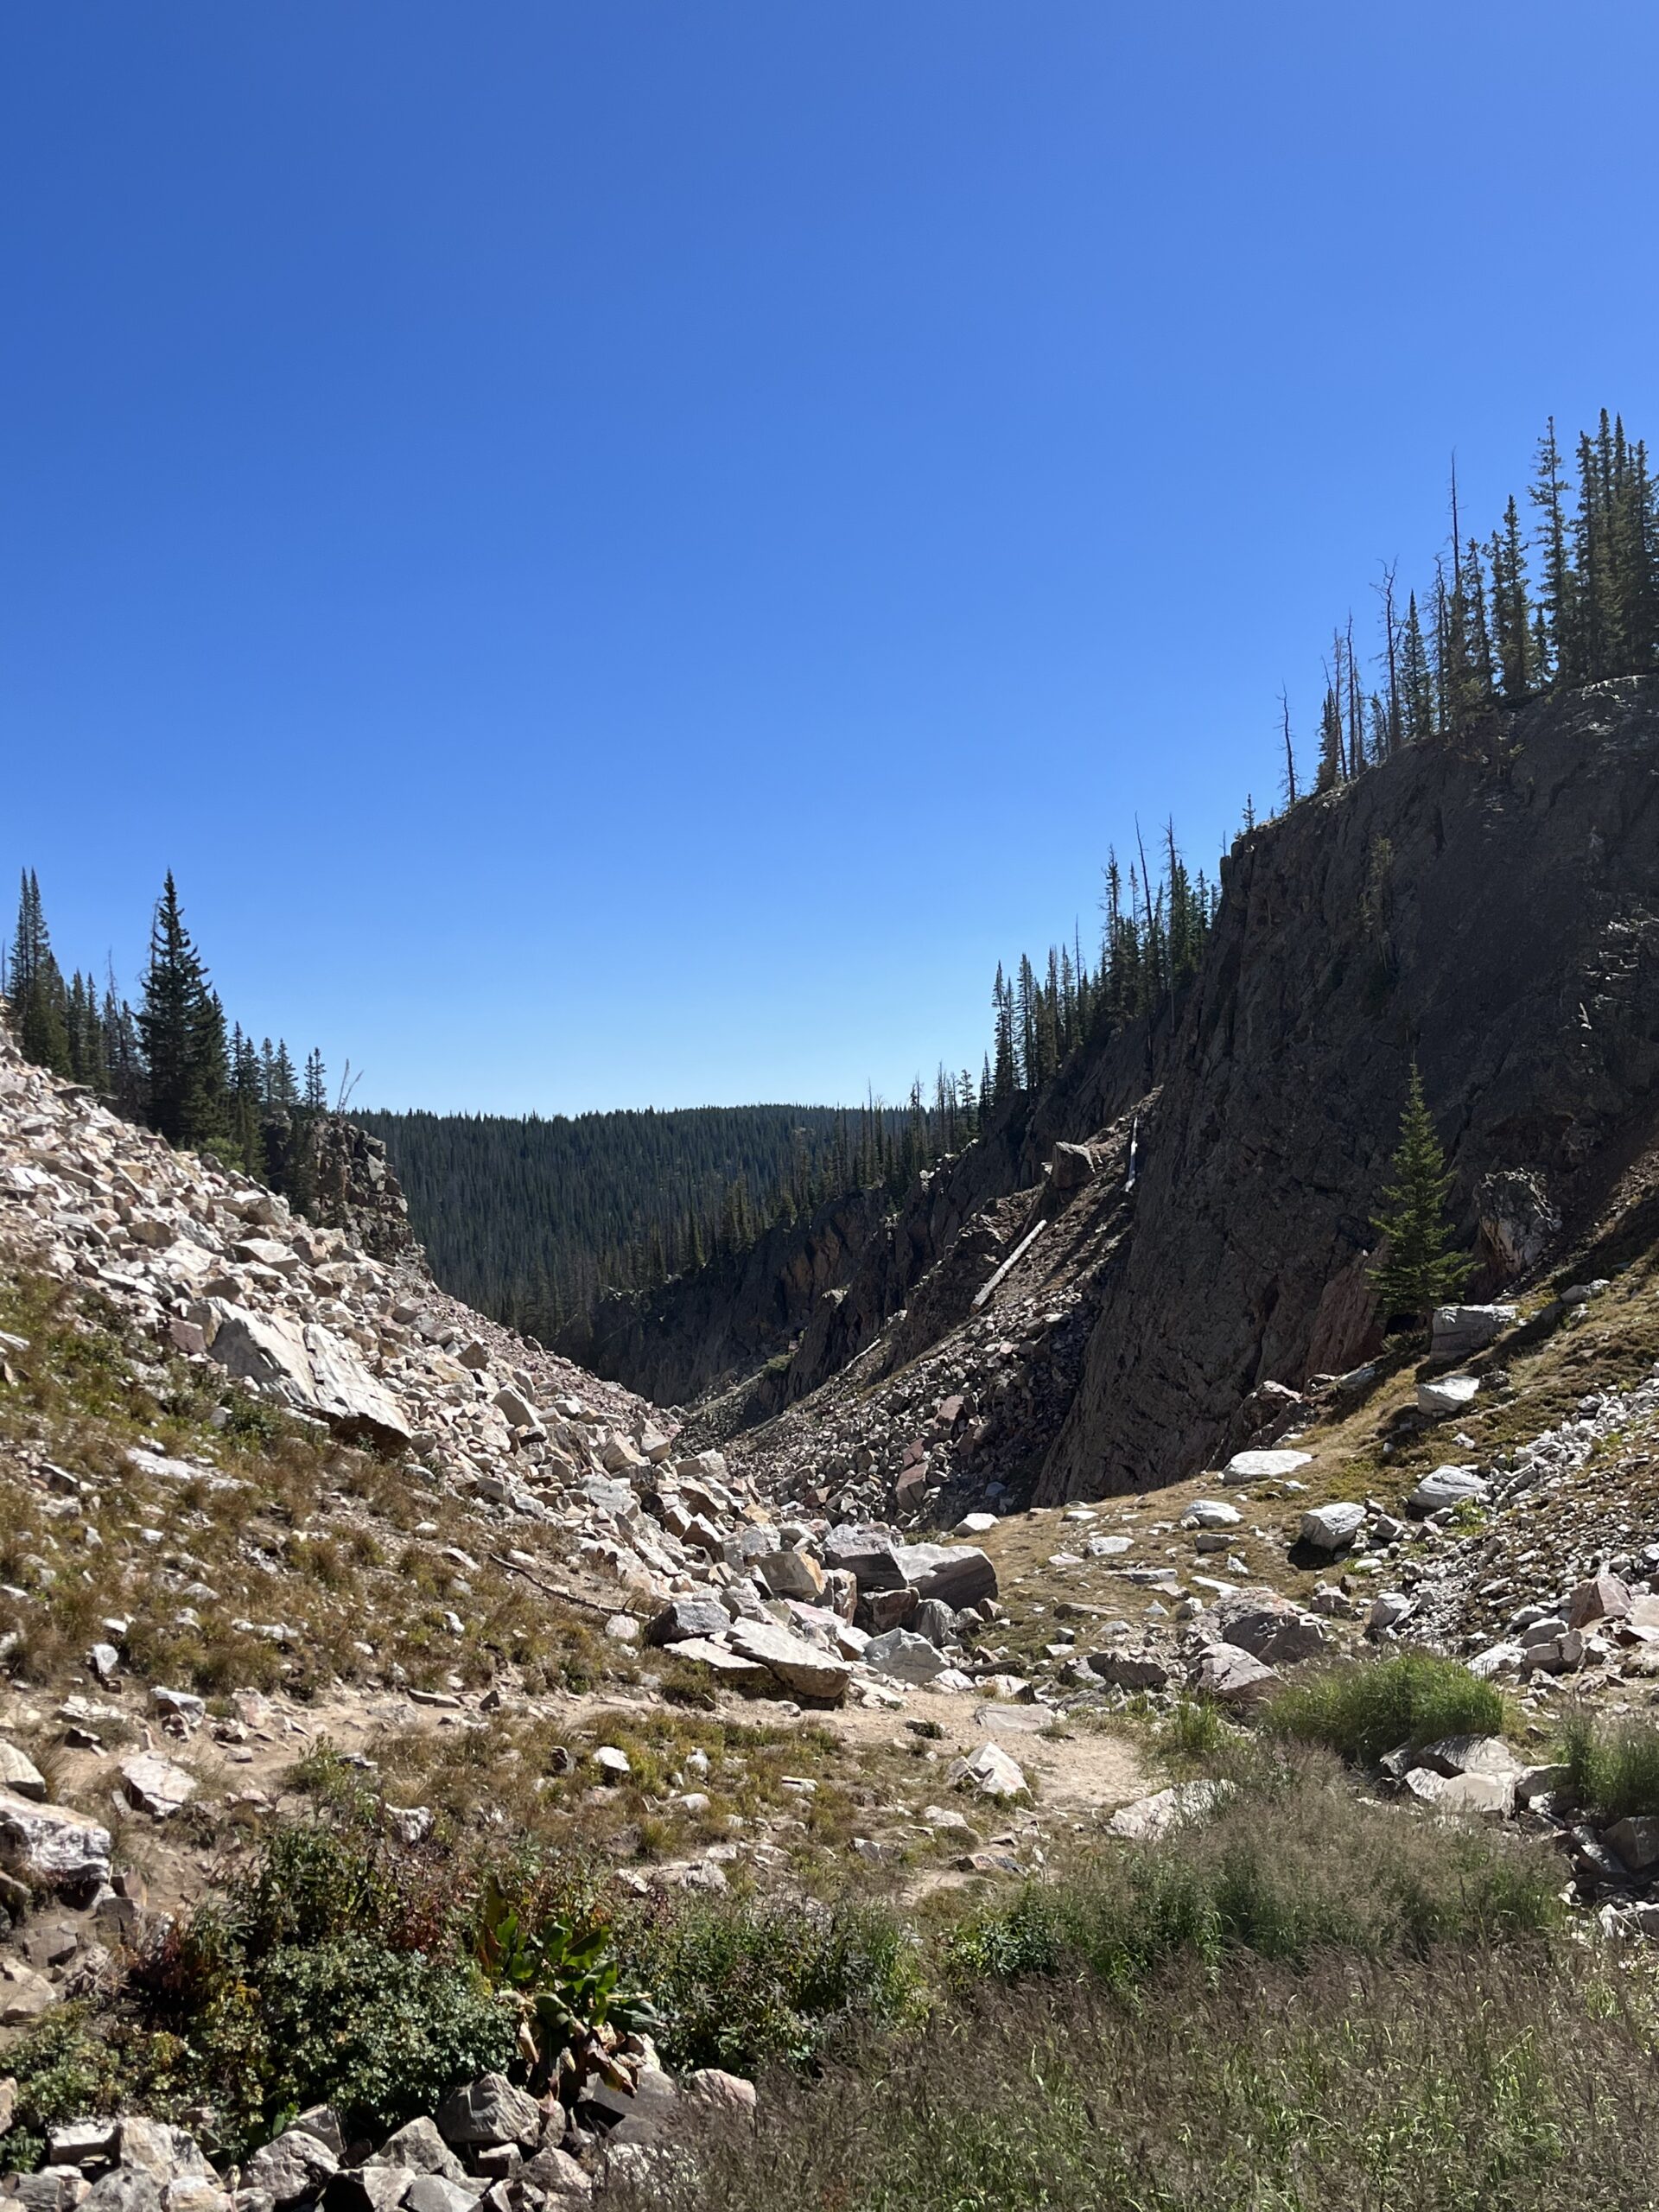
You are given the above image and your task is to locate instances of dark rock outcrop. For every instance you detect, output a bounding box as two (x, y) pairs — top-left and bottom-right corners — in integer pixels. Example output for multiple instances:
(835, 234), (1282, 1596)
(1038, 677), (1659, 1498)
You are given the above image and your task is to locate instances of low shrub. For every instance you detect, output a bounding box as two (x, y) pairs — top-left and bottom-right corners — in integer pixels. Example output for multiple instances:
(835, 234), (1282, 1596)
(615, 1892), (925, 2074)
(1262, 1651), (1503, 1765)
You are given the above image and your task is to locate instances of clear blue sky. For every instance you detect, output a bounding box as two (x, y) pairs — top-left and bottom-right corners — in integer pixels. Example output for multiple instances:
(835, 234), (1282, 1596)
(4, 3), (1655, 1113)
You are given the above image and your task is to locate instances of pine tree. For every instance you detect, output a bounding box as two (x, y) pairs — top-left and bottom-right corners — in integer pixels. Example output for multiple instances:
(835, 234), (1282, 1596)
(1315, 682), (1344, 790)
(303, 1048), (327, 1113)
(10, 873), (72, 1077)
(1368, 1065), (1473, 1331)
(1400, 592), (1433, 742)
(137, 873), (227, 1149)
(1530, 416), (1574, 682)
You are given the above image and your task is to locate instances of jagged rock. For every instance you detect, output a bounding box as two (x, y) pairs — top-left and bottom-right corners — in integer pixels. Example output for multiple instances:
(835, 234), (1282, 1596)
(0, 1738), (46, 1800)
(48, 2119), (119, 2165)
(951, 1743), (1027, 1799)
(434, 2073), (542, 2149)
(754, 1549), (825, 1602)
(401, 2180), (480, 2212)
(115, 2120), (214, 2183)
(681, 2069), (758, 2121)
(1568, 1571), (1632, 1629)
(319, 2171), (415, 2212)
(1049, 1142), (1099, 1192)
(1229, 1379), (1306, 1451)
(820, 1527), (906, 1590)
(1297, 1502), (1365, 1554)
(1417, 1373), (1481, 1417)
(645, 1595), (730, 1646)
(244, 2130), (340, 2204)
(206, 1303), (411, 1447)
(79, 2178), (162, 2212)
(865, 1629), (950, 1683)
(1437, 1771), (1515, 1819)
(1605, 1816), (1659, 1872)
(1368, 1591), (1414, 1634)
(582, 2062), (679, 2145)
(1190, 1643), (1280, 1705)
(0, 1956), (59, 2024)
(1416, 1734), (1522, 1781)
(1210, 1592), (1326, 1665)
(1475, 1171), (1559, 1279)
(371, 2120), (465, 2181)
(662, 1637), (772, 1688)
(1181, 1499), (1241, 1530)
(519, 2145), (592, 2200)
(0, 1789), (112, 1895)
(952, 1511), (997, 1536)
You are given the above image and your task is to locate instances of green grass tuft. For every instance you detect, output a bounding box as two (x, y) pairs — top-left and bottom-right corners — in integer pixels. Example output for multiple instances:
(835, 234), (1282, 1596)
(1263, 1652), (1503, 1766)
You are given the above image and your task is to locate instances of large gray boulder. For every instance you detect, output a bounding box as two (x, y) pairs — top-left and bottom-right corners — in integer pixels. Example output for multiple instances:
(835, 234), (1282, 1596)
(0, 1738), (46, 1800)
(0, 1787), (112, 1896)
(1084, 1649), (1172, 1691)
(1190, 1643), (1280, 1706)
(1211, 1592), (1327, 1665)
(1430, 1304), (1517, 1359)
(1417, 1373), (1480, 1418)
(243, 2129), (340, 2204)
(645, 1595), (730, 1647)
(1406, 1465), (1489, 1516)
(891, 1542), (997, 1609)
(820, 1526), (906, 1591)
(206, 1301), (411, 1448)
(725, 1620), (852, 1700)
(864, 1629), (950, 1684)
(435, 2073), (542, 2148)
(371, 2119), (465, 2180)
(1297, 1502), (1365, 1554)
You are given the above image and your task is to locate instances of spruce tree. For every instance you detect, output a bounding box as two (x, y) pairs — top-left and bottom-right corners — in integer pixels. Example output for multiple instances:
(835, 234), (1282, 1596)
(138, 873), (227, 1149)
(10, 873), (72, 1076)
(1368, 1065), (1473, 1331)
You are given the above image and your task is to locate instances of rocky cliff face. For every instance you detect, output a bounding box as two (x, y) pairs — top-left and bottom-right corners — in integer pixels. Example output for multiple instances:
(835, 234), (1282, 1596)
(265, 1111), (416, 1262)
(558, 1186), (894, 1408)
(1038, 676), (1659, 1499)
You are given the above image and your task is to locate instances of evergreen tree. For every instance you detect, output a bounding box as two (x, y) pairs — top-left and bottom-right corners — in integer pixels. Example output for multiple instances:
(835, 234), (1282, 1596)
(303, 1047), (328, 1113)
(8, 871), (72, 1076)
(1399, 592), (1434, 742)
(137, 873), (227, 1149)
(1530, 416), (1574, 682)
(1368, 1065), (1473, 1331)
(1315, 682), (1344, 790)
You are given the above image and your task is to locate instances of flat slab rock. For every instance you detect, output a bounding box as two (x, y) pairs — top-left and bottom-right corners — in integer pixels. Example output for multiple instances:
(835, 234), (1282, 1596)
(725, 1620), (852, 1700)
(1223, 1449), (1312, 1484)
(120, 1754), (196, 1818)
(1109, 1779), (1235, 1843)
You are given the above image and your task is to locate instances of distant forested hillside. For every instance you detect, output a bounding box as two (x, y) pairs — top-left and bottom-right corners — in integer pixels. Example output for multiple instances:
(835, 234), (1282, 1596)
(357, 1103), (889, 1335)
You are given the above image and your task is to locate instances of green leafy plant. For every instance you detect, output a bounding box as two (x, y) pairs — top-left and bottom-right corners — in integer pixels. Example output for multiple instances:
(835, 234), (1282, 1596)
(475, 1878), (658, 2095)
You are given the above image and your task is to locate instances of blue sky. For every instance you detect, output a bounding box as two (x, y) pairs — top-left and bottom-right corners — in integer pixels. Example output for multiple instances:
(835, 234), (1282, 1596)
(3, 3), (1656, 1113)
